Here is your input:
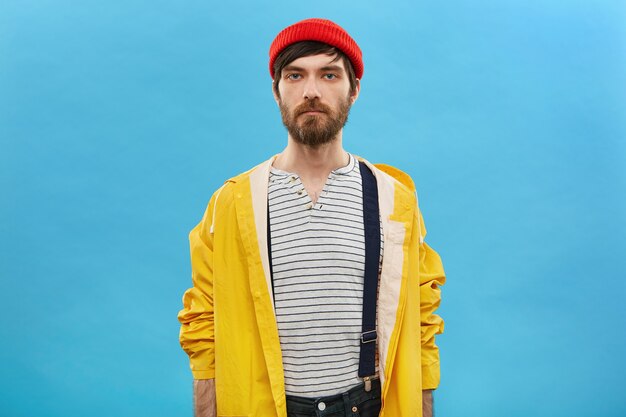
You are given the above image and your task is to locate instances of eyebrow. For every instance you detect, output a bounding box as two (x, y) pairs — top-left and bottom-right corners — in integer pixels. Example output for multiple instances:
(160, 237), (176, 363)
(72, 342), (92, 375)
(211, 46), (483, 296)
(282, 64), (345, 73)
(320, 65), (345, 73)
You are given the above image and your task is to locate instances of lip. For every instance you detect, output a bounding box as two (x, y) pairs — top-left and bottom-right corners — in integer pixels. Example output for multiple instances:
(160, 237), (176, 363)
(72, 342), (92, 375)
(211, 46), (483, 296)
(300, 110), (324, 115)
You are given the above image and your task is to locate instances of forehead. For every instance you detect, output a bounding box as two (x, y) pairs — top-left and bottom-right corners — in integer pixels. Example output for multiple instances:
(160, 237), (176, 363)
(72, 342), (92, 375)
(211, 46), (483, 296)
(283, 53), (347, 72)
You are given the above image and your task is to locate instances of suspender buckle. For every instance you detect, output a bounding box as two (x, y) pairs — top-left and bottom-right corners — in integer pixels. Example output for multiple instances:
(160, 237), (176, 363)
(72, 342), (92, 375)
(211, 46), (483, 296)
(361, 330), (377, 344)
(363, 376), (373, 392)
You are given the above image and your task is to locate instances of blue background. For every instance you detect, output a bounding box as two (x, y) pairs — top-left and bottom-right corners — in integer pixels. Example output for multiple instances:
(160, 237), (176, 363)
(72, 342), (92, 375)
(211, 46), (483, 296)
(2, 1), (625, 416)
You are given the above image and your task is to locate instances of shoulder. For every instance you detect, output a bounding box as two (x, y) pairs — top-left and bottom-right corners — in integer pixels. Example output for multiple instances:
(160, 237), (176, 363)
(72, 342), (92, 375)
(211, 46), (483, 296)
(372, 163), (416, 193)
(356, 156), (416, 194)
(207, 155), (275, 207)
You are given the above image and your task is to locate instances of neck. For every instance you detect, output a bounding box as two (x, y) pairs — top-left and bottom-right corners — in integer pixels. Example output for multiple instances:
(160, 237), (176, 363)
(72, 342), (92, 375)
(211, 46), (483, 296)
(273, 132), (349, 178)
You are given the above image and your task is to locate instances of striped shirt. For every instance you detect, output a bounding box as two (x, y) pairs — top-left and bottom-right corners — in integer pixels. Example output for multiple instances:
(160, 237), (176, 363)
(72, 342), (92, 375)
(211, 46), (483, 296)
(268, 153), (383, 398)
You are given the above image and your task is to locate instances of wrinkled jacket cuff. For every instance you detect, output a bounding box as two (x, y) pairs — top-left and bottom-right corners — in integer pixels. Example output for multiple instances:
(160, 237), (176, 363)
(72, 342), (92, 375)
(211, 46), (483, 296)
(192, 369), (215, 379)
(421, 361), (440, 390)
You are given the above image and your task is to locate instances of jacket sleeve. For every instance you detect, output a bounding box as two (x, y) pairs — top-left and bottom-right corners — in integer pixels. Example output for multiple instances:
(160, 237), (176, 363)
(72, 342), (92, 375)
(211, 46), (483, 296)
(177, 193), (218, 380)
(417, 209), (446, 390)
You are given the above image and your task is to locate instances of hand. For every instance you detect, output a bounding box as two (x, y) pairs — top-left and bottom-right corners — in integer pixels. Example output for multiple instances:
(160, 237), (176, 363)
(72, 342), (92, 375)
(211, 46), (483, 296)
(194, 379), (216, 417)
(422, 389), (434, 417)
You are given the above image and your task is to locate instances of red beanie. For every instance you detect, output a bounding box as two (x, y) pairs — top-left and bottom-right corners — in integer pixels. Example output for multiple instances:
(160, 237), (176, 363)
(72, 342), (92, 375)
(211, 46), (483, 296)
(269, 18), (363, 80)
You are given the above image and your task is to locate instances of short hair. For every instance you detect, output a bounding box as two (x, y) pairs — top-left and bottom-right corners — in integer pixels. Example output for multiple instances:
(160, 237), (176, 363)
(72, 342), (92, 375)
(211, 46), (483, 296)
(272, 41), (358, 98)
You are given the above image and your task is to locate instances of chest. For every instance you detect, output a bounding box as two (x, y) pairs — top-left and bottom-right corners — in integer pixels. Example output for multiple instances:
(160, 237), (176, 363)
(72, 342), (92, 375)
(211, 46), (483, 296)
(268, 172), (364, 235)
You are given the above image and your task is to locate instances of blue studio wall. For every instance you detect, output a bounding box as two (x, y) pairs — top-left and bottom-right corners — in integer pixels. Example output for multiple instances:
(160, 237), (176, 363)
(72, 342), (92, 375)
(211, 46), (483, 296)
(1, 1), (625, 416)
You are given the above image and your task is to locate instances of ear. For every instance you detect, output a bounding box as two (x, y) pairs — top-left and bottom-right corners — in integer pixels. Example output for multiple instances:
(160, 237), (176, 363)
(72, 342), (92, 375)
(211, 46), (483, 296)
(272, 80), (280, 105)
(349, 78), (361, 105)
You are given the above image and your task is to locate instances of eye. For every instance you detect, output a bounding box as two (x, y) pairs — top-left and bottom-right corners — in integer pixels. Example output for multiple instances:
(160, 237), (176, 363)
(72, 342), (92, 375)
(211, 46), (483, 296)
(286, 73), (302, 80)
(323, 74), (337, 80)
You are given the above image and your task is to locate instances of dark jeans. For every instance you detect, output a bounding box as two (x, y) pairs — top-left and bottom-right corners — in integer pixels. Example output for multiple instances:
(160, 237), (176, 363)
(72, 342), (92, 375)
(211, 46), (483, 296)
(286, 379), (381, 417)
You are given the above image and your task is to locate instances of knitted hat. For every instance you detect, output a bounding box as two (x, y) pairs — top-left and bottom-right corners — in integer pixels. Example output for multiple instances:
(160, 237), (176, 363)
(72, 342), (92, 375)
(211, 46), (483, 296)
(269, 18), (363, 80)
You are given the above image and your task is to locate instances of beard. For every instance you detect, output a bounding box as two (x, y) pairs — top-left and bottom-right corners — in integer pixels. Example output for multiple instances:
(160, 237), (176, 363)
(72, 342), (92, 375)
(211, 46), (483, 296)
(279, 96), (352, 148)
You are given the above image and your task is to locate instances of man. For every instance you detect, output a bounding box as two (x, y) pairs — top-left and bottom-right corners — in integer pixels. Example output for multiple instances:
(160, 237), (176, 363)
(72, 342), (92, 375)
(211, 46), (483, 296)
(178, 18), (445, 417)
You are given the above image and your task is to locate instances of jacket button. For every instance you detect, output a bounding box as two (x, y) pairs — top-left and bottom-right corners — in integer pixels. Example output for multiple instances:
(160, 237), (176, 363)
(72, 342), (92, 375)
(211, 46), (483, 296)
(352, 406), (358, 412)
(317, 402), (326, 411)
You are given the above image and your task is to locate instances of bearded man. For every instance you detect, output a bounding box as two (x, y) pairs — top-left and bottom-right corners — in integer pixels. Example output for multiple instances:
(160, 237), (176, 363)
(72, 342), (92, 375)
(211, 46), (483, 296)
(178, 18), (446, 417)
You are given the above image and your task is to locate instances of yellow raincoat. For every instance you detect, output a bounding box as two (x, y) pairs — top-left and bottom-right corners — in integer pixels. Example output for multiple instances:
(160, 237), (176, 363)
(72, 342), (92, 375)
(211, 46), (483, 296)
(178, 156), (445, 417)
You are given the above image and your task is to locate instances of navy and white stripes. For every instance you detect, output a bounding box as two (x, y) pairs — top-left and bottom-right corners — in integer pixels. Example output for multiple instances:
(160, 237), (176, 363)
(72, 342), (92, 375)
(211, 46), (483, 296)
(268, 154), (383, 398)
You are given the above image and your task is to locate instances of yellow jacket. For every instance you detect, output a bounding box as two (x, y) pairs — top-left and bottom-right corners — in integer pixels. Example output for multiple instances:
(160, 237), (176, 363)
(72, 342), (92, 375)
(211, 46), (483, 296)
(178, 156), (445, 417)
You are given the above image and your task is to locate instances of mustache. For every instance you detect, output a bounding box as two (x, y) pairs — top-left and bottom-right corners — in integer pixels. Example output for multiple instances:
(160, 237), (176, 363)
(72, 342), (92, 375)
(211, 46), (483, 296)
(295, 100), (331, 115)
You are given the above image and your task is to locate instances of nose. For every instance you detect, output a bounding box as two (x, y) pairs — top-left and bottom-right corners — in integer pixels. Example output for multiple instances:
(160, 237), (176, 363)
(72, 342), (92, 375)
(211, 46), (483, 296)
(302, 77), (321, 100)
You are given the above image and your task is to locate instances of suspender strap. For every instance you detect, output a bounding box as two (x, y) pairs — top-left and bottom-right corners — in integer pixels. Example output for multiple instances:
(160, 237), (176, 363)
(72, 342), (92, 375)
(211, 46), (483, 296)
(358, 161), (380, 378)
